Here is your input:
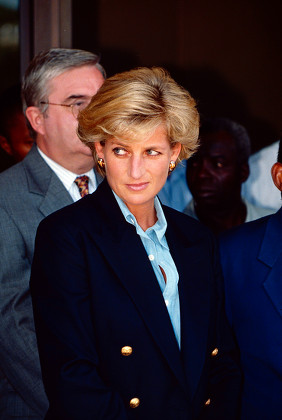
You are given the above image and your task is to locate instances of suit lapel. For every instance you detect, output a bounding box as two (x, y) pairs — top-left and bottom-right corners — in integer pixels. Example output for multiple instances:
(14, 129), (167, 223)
(258, 209), (282, 318)
(23, 146), (73, 217)
(89, 183), (187, 391)
(23, 145), (103, 218)
(165, 210), (211, 400)
(38, 172), (73, 217)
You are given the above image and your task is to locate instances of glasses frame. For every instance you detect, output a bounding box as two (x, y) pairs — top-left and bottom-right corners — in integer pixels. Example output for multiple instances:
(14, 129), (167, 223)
(40, 101), (82, 118)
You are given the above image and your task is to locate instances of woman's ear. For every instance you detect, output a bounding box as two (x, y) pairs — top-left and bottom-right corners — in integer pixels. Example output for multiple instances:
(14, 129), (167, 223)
(25, 107), (46, 136)
(271, 162), (282, 192)
(94, 141), (105, 159)
(171, 142), (182, 161)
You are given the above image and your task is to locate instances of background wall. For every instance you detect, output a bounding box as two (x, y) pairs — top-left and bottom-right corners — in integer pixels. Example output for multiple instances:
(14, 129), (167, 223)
(73, 0), (281, 152)
(0, 0), (280, 153)
(0, 2), (19, 91)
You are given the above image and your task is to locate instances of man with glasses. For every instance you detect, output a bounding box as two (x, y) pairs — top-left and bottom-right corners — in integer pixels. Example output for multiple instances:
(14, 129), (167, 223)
(0, 48), (105, 419)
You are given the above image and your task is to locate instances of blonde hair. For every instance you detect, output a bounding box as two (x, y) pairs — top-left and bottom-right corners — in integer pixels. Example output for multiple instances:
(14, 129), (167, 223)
(77, 67), (199, 171)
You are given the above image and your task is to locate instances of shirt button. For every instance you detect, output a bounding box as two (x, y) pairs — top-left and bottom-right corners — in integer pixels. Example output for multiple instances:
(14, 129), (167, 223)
(148, 254), (155, 261)
(165, 299), (169, 306)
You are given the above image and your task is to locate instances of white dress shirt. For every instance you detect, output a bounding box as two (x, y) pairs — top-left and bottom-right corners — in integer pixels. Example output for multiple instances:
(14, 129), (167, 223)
(37, 146), (97, 202)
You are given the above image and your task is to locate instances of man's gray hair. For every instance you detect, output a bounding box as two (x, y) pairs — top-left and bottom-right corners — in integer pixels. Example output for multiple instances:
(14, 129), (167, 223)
(22, 48), (105, 113)
(200, 117), (251, 164)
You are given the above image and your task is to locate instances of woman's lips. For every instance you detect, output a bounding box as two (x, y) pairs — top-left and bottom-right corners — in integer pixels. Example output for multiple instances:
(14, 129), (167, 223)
(126, 182), (149, 191)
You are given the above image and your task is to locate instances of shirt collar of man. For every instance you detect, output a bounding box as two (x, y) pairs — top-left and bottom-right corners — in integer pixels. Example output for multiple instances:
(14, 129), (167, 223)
(112, 190), (168, 248)
(37, 145), (96, 192)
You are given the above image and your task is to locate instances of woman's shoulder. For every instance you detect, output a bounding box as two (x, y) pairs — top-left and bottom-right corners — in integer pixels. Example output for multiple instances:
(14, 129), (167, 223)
(163, 204), (214, 241)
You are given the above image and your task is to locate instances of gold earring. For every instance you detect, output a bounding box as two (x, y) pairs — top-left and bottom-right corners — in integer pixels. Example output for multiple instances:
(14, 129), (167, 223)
(97, 158), (105, 169)
(169, 160), (176, 173)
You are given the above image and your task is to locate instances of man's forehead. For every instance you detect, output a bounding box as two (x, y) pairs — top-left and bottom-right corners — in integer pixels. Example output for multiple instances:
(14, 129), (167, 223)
(47, 65), (103, 98)
(200, 131), (237, 153)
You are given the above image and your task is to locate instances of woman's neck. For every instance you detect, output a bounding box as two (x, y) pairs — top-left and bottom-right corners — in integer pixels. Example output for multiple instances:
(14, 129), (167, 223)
(129, 201), (157, 231)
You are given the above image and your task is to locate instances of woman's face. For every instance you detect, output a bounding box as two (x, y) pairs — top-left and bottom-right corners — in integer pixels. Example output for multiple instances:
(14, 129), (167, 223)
(95, 125), (181, 215)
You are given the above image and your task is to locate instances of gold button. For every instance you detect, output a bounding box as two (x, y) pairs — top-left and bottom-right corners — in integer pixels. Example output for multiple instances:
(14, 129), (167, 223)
(121, 346), (133, 356)
(211, 348), (218, 357)
(205, 398), (211, 406)
(129, 397), (140, 408)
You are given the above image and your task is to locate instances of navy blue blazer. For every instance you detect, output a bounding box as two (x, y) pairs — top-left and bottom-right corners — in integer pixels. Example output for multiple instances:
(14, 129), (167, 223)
(220, 208), (282, 419)
(30, 180), (241, 420)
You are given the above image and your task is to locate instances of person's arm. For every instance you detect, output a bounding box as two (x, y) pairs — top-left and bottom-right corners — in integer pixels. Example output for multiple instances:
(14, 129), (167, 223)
(30, 215), (128, 420)
(0, 207), (48, 416)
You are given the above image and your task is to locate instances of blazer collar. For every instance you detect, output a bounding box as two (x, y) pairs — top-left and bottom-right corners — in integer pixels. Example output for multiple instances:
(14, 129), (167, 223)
(258, 208), (282, 318)
(258, 208), (282, 267)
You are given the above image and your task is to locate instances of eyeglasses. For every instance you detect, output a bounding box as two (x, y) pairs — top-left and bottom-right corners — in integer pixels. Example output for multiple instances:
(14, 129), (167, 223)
(40, 99), (91, 118)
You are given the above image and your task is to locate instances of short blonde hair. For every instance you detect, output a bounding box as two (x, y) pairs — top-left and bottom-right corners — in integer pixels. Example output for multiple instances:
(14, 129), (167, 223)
(77, 67), (199, 170)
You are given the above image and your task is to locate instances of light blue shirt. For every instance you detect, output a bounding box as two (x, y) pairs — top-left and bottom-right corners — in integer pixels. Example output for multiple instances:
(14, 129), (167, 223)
(113, 191), (181, 348)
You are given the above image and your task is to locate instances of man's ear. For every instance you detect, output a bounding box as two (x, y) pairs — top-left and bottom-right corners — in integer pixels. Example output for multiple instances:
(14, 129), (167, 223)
(240, 162), (250, 183)
(25, 107), (46, 136)
(0, 135), (12, 155)
(271, 162), (282, 192)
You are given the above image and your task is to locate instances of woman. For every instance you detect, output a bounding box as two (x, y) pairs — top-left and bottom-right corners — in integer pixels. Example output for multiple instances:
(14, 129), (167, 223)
(30, 67), (241, 420)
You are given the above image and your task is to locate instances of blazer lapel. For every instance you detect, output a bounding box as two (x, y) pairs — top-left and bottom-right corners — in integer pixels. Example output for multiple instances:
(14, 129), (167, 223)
(258, 209), (282, 318)
(89, 183), (187, 391)
(165, 209), (211, 400)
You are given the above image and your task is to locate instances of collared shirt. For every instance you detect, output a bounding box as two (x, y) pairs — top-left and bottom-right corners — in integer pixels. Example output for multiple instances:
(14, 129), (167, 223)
(113, 191), (181, 348)
(37, 146), (97, 202)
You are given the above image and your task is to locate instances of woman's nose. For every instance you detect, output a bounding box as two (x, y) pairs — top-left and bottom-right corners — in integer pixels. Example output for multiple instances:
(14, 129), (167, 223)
(129, 155), (146, 179)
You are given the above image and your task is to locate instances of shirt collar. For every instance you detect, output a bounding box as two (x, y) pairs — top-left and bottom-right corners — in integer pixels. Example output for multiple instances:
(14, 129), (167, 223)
(37, 146), (96, 191)
(113, 190), (167, 245)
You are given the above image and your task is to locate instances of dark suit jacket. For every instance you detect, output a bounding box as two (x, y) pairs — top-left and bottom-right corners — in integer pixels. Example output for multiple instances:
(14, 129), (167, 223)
(0, 145), (102, 419)
(220, 208), (282, 419)
(30, 179), (241, 420)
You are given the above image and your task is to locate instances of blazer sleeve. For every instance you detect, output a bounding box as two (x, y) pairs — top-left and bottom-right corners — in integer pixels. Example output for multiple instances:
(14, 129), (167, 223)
(30, 216), (128, 420)
(0, 207), (48, 416)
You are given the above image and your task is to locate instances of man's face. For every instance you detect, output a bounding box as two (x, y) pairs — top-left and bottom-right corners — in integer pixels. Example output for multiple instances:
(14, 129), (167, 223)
(37, 65), (104, 172)
(186, 130), (242, 208)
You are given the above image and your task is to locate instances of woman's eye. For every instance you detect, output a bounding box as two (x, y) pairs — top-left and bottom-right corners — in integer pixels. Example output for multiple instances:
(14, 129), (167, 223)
(113, 147), (127, 156)
(146, 149), (159, 156)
